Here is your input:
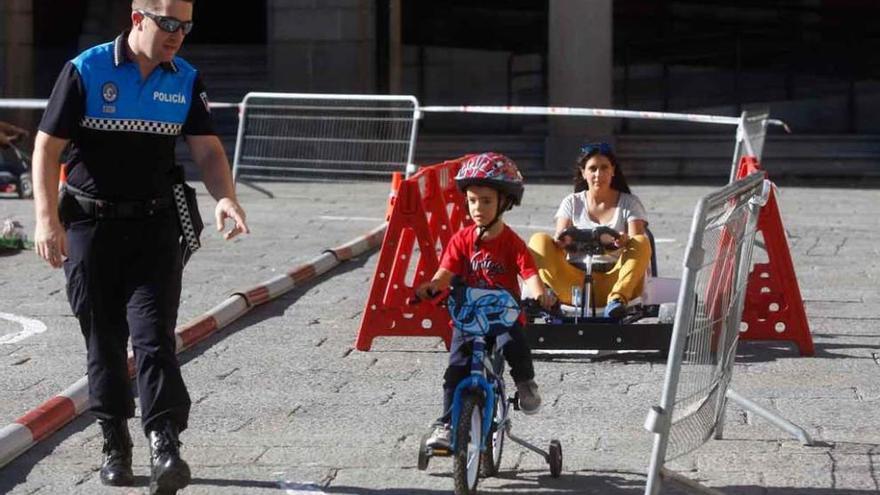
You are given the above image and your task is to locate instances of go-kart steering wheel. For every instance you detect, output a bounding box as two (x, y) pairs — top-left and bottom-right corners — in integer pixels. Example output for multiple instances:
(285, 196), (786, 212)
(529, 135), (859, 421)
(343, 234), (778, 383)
(557, 226), (621, 256)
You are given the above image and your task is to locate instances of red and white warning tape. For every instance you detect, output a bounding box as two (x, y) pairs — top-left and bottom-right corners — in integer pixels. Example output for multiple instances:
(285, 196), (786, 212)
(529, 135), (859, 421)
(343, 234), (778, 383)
(0, 223), (387, 468)
(420, 104), (790, 130)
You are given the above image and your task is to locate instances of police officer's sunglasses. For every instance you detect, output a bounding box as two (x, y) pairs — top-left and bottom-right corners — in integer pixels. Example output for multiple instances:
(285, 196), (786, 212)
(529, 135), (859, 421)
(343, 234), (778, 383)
(579, 142), (613, 156)
(136, 9), (194, 35)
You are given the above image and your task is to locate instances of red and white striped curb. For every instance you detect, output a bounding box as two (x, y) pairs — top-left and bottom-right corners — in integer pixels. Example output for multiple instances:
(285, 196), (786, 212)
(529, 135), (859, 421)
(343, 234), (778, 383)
(175, 294), (250, 353)
(238, 223), (385, 308)
(0, 223), (387, 469)
(0, 376), (89, 466)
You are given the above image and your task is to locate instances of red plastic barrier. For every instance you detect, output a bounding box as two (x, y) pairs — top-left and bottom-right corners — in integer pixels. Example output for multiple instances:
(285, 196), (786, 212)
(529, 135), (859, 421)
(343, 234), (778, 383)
(355, 157), (471, 351)
(384, 171), (402, 221)
(736, 156), (814, 356)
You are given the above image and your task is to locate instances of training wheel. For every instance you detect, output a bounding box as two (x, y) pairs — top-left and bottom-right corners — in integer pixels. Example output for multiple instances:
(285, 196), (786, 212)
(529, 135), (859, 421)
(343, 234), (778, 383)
(548, 439), (562, 478)
(417, 432), (431, 471)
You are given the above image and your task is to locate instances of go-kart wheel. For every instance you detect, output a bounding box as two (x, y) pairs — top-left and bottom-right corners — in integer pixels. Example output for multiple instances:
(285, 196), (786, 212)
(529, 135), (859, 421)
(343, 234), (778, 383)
(17, 173), (33, 199)
(548, 439), (562, 478)
(417, 432), (431, 471)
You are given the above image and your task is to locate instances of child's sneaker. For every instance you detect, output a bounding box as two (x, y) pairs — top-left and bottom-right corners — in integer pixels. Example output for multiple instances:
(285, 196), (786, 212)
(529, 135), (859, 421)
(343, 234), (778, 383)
(426, 423), (452, 450)
(603, 298), (626, 319)
(515, 380), (542, 415)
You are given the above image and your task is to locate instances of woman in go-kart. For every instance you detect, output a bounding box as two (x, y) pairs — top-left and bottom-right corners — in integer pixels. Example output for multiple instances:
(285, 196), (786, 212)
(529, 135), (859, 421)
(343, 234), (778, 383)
(528, 142), (652, 319)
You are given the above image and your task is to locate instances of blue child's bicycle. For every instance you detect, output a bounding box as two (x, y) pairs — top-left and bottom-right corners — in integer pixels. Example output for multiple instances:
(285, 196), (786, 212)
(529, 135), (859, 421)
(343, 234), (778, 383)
(415, 281), (562, 495)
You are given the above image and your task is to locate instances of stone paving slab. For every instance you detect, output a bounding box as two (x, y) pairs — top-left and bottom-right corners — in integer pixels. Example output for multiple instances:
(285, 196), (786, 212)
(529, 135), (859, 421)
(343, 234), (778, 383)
(1, 178), (879, 494)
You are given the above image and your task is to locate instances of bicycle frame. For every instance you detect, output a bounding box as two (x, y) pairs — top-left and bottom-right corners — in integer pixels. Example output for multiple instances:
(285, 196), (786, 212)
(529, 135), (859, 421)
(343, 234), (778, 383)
(414, 285), (563, 483)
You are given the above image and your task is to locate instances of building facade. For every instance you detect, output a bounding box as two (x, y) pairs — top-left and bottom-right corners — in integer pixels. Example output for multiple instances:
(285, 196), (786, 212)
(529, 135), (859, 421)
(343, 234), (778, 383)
(3, 1), (879, 176)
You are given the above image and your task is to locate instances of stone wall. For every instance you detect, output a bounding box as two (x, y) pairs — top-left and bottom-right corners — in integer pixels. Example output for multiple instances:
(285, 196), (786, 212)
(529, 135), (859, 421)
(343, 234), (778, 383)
(267, 0), (375, 93)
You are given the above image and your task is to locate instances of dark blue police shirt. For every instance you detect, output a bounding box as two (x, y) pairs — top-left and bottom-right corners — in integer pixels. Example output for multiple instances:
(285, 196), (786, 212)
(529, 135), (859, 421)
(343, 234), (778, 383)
(39, 32), (215, 201)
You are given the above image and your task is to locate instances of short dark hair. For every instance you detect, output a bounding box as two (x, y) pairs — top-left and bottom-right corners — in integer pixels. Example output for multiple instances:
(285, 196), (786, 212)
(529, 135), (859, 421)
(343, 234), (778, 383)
(572, 149), (632, 194)
(132, 0), (194, 10)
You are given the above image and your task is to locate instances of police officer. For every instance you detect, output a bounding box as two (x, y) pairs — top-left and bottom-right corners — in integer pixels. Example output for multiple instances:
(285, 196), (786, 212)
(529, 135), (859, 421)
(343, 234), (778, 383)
(32, 1), (248, 493)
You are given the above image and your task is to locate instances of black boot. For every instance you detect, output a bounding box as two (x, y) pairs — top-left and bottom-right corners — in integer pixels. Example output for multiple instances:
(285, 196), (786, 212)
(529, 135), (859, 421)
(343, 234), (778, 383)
(148, 421), (191, 495)
(98, 418), (134, 486)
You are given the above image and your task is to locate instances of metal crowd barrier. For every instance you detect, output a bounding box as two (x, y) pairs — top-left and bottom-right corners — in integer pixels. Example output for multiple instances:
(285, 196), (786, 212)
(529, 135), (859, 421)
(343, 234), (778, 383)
(231, 92), (420, 182)
(643, 172), (811, 495)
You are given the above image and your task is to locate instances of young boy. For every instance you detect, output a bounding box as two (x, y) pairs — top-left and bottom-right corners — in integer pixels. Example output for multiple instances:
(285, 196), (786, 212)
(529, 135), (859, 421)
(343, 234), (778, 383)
(416, 152), (556, 449)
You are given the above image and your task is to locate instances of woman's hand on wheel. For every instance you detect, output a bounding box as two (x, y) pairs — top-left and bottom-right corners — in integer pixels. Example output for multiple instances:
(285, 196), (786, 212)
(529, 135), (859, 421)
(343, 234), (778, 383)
(554, 231), (572, 250)
(537, 291), (557, 311)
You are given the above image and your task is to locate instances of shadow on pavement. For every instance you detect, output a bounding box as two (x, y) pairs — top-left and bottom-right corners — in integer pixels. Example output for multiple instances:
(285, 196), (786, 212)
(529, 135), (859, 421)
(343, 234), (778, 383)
(189, 476), (282, 489)
(321, 471), (651, 494)
(735, 338), (877, 363)
(532, 337), (879, 365)
(715, 488), (880, 495)
(0, 254), (371, 492)
(532, 351), (667, 365)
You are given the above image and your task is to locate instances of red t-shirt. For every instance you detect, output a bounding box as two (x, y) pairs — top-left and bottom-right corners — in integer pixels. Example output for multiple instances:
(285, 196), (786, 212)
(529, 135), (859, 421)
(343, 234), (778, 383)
(439, 224), (538, 300)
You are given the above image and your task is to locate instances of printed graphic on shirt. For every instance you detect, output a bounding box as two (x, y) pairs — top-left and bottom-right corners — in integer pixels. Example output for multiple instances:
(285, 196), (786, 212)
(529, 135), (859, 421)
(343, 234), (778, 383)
(469, 251), (506, 285)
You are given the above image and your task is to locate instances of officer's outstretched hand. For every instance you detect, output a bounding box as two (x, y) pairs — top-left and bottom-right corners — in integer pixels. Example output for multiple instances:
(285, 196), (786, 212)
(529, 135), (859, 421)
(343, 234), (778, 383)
(34, 220), (67, 268)
(215, 197), (249, 240)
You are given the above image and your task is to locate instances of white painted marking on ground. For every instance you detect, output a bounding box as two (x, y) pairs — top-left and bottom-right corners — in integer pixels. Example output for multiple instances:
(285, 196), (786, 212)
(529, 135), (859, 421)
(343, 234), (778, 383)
(318, 215), (677, 243)
(320, 215), (382, 222)
(0, 312), (47, 344)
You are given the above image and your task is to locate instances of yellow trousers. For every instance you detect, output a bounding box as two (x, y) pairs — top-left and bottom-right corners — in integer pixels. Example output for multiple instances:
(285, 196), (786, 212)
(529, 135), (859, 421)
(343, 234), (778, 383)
(527, 232), (652, 306)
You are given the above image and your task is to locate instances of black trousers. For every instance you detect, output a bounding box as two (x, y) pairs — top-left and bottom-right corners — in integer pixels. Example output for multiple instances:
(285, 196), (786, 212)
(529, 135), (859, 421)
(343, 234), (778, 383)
(438, 322), (535, 424)
(64, 211), (190, 434)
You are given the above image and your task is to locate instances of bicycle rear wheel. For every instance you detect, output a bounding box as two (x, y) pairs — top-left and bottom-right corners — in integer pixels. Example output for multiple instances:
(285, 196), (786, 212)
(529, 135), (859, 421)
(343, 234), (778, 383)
(453, 394), (482, 495)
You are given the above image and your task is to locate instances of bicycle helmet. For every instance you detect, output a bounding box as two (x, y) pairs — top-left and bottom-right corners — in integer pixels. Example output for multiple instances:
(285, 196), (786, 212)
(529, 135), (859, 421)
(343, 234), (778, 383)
(455, 153), (525, 251)
(455, 152), (524, 208)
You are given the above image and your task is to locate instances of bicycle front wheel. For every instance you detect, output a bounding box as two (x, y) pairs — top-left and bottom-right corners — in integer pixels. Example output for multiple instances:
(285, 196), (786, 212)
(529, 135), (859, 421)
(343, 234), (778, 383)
(453, 394), (483, 495)
(479, 396), (505, 477)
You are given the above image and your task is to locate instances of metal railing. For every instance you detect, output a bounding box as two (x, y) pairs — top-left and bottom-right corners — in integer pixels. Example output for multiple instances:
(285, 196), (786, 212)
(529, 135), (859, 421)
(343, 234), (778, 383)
(231, 92), (420, 182)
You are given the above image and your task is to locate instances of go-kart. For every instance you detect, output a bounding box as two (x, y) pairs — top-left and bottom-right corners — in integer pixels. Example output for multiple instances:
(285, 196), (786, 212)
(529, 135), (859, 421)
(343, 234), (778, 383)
(0, 142), (33, 199)
(523, 226), (680, 352)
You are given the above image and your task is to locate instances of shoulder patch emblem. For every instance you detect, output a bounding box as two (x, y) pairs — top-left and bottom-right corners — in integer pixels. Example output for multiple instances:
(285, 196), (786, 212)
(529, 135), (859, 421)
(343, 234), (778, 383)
(102, 82), (118, 103)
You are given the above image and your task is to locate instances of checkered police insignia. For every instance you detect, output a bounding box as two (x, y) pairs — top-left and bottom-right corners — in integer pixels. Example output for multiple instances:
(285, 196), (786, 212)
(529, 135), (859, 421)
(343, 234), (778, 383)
(102, 82), (118, 103)
(81, 117), (182, 135)
(173, 183), (201, 254)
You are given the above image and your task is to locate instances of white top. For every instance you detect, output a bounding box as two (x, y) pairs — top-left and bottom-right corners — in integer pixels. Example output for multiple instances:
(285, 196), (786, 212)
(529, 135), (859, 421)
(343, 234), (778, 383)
(554, 191), (648, 263)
